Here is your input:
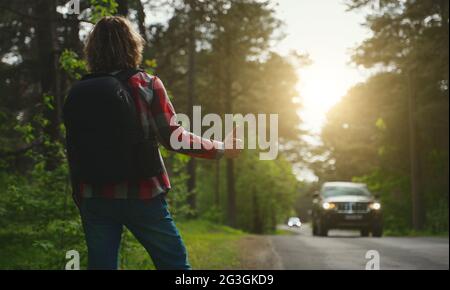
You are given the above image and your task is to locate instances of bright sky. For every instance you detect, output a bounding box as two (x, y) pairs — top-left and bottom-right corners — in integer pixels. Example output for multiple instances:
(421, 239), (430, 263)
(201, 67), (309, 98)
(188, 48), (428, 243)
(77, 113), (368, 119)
(273, 0), (371, 134)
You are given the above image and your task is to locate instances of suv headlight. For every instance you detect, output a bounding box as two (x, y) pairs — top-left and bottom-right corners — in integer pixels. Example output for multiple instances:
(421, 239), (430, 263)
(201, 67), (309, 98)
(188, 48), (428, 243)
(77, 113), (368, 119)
(369, 202), (381, 210)
(322, 202), (336, 210)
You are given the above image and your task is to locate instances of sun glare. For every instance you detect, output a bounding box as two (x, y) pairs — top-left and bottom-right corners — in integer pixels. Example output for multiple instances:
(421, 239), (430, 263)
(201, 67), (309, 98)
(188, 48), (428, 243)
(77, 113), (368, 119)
(298, 63), (360, 133)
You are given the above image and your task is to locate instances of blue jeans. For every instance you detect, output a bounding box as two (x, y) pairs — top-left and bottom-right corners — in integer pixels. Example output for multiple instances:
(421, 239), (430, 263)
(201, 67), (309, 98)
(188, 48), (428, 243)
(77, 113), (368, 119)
(79, 195), (191, 270)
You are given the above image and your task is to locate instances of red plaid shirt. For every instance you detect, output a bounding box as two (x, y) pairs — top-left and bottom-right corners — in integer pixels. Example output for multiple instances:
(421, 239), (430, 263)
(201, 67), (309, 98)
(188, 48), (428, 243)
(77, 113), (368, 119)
(73, 71), (224, 203)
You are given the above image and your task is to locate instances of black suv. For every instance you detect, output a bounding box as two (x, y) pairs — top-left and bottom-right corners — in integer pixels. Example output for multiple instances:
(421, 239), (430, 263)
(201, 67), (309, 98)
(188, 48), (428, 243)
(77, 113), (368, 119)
(312, 182), (383, 237)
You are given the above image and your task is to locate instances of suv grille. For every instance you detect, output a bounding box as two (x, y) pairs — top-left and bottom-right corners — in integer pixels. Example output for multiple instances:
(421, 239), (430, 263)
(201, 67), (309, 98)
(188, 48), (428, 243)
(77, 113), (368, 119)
(336, 202), (369, 213)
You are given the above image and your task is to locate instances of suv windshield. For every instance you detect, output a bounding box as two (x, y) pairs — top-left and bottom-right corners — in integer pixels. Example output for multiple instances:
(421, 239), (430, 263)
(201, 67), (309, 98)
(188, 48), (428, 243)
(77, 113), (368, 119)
(322, 186), (371, 198)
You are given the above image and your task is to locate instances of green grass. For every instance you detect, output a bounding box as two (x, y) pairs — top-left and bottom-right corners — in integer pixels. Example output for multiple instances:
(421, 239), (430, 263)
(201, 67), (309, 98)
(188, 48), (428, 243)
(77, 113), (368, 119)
(122, 220), (246, 270)
(274, 228), (297, 236)
(0, 220), (247, 270)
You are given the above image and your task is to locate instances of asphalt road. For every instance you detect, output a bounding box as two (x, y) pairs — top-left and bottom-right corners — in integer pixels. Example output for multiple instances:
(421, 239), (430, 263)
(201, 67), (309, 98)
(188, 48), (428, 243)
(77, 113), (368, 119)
(271, 224), (449, 270)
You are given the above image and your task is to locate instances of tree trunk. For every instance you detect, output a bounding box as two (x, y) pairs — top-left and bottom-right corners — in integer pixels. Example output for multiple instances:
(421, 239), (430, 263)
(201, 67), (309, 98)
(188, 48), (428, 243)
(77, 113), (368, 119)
(252, 192), (263, 234)
(439, 0), (449, 209)
(135, 0), (148, 43)
(186, 1), (197, 217)
(186, 159), (197, 216)
(224, 36), (236, 227)
(117, 0), (129, 16)
(215, 160), (221, 206)
(35, 0), (62, 169)
(407, 72), (424, 230)
(270, 203), (277, 232)
(226, 158), (236, 227)
(66, 13), (82, 55)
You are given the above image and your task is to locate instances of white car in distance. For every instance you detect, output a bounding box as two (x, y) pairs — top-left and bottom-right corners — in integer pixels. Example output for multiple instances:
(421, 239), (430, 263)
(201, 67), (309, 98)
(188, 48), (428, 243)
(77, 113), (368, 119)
(288, 217), (302, 228)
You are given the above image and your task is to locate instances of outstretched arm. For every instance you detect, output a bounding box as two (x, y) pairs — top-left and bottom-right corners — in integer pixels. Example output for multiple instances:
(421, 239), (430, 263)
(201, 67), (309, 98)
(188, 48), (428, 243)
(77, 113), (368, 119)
(131, 73), (240, 159)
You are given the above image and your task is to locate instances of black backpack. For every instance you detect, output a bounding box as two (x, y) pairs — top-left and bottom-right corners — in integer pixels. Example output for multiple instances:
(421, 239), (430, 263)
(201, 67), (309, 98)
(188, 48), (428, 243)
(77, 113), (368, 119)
(63, 69), (164, 184)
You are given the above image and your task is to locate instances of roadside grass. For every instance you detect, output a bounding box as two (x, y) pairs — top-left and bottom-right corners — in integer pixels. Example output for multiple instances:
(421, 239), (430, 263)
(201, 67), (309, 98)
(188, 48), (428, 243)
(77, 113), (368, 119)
(0, 220), (246, 270)
(0, 219), (293, 270)
(122, 220), (246, 270)
(274, 228), (297, 236)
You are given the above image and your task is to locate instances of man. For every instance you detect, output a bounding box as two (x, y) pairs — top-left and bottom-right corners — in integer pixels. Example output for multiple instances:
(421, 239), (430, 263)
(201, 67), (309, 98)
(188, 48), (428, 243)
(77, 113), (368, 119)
(63, 16), (241, 270)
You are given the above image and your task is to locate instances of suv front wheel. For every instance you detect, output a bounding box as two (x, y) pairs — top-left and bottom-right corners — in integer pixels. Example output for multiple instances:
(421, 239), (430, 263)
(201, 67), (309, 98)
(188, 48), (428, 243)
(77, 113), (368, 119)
(312, 222), (318, 236)
(372, 225), (383, 238)
(312, 220), (328, 236)
(314, 219), (328, 237)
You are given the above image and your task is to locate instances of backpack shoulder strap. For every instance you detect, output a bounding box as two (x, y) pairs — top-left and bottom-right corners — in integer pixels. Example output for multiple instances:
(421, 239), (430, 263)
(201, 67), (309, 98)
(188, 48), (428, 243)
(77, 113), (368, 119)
(114, 69), (155, 105)
(81, 72), (110, 81)
(113, 68), (145, 83)
(81, 68), (144, 82)
(115, 69), (157, 142)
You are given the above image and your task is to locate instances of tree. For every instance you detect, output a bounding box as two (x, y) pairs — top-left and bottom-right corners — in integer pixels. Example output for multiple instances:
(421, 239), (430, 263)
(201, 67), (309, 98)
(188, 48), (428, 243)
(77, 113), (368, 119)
(204, 0), (284, 227)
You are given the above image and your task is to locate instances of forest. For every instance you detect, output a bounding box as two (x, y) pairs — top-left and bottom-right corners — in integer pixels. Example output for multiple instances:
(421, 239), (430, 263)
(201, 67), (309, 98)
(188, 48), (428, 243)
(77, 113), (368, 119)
(0, 0), (448, 269)
(313, 0), (449, 234)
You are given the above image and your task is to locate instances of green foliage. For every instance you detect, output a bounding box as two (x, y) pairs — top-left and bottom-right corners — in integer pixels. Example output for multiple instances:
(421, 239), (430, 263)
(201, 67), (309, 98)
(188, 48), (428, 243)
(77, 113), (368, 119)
(235, 151), (299, 233)
(197, 150), (299, 234)
(161, 148), (193, 219)
(59, 50), (88, 80)
(353, 169), (411, 233)
(0, 158), (85, 269)
(0, 105), (85, 269)
(90, 0), (119, 23)
(144, 59), (158, 75)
